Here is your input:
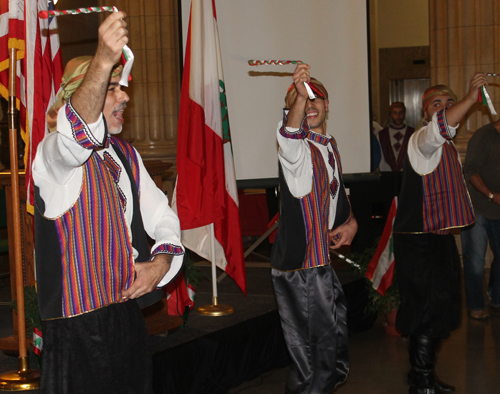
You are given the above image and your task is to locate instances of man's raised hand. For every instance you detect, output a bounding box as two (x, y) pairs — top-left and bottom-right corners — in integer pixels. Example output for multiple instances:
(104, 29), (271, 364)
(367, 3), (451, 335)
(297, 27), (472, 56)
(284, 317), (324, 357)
(95, 11), (128, 69)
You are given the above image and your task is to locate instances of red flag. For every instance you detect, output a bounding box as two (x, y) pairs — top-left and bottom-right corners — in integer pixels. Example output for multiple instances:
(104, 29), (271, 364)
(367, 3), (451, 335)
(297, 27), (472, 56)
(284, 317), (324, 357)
(366, 197), (398, 296)
(33, 326), (42, 356)
(167, 271), (194, 316)
(0, 1), (62, 213)
(0, 1), (25, 115)
(24, 0), (62, 213)
(173, 0), (246, 294)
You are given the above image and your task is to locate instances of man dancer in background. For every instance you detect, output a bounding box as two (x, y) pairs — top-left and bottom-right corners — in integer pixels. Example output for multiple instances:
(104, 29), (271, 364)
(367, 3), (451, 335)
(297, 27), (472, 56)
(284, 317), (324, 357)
(376, 102), (414, 172)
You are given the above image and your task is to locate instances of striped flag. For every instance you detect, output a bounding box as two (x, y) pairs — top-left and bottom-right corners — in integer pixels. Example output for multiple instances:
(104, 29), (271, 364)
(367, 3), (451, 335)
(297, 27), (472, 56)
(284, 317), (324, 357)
(25, 0), (62, 213)
(33, 326), (42, 356)
(0, 0), (25, 120)
(187, 282), (195, 305)
(0, 0), (62, 213)
(174, 0), (246, 294)
(167, 271), (194, 316)
(365, 197), (398, 296)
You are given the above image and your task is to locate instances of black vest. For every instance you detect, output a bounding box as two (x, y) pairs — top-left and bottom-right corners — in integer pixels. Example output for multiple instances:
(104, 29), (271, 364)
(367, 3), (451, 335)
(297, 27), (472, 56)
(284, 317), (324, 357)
(271, 161), (351, 272)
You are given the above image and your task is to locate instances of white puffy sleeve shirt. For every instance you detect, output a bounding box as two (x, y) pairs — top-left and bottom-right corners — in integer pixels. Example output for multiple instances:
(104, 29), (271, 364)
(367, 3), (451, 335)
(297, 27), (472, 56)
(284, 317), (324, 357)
(407, 110), (460, 175)
(276, 113), (340, 229)
(33, 102), (184, 287)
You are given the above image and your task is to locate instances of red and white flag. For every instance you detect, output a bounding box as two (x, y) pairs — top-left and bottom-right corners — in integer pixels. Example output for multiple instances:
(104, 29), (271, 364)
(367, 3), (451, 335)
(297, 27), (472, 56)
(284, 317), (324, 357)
(365, 197), (398, 296)
(173, 0), (246, 294)
(25, 0), (62, 213)
(167, 271), (195, 316)
(0, 0), (25, 125)
(0, 0), (62, 213)
(33, 326), (42, 356)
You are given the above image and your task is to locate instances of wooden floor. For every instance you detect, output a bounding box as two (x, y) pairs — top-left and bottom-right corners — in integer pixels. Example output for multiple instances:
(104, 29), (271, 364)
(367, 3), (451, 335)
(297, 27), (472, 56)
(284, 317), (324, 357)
(229, 306), (500, 394)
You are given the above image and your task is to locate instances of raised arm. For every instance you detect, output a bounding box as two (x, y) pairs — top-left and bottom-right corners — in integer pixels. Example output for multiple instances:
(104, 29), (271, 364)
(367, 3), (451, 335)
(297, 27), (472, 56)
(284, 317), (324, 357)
(71, 11), (128, 124)
(286, 63), (311, 128)
(443, 72), (488, 127)
(411, 73), (488, 172)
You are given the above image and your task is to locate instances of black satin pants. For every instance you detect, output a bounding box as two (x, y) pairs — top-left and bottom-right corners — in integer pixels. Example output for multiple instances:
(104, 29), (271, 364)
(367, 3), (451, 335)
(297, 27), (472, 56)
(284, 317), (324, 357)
(272, 264), (349, 394)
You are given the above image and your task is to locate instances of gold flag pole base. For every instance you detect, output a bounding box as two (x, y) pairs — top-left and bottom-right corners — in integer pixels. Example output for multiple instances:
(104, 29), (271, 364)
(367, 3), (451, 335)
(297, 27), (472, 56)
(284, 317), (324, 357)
(0, 356), (40, 391)
(197, 296), (234, 317)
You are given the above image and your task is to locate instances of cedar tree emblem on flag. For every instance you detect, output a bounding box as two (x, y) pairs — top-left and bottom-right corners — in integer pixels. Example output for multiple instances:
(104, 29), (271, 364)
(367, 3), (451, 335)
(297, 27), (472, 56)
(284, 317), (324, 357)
(173, 0), (246, 294)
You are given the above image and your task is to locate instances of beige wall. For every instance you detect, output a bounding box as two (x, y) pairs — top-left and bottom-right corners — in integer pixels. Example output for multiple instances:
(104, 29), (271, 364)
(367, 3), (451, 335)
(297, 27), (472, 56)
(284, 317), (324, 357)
(370, 0), (430, 121)
(429, 0), (500, 161)
(57, 0), (99, 66)
(377, 0), (429, 48)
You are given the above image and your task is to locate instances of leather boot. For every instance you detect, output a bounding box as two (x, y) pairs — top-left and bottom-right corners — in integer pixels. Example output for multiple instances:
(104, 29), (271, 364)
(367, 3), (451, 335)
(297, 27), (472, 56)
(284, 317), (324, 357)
(407, 335), (455, 394)
(408, 370), (455, 393)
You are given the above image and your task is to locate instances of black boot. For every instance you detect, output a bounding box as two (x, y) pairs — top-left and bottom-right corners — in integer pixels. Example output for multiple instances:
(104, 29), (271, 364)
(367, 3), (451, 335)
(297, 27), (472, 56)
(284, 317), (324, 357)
(407, 335), (455, 394)
(408, 370), (455, 393)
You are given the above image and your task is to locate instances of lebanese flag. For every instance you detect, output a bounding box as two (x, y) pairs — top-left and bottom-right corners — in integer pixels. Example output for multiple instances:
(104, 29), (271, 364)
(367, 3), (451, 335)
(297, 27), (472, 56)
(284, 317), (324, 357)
(365, 197), (398, 296)
(174, 0), (246, 294)
(33, 326), (42, 356)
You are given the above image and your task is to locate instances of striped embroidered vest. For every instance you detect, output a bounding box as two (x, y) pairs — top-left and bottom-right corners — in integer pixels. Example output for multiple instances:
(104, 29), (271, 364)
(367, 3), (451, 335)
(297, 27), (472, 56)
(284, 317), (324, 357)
(394, 140), (474, 234)
(35, 138), (141, 320)
(271, 141), (351, 271)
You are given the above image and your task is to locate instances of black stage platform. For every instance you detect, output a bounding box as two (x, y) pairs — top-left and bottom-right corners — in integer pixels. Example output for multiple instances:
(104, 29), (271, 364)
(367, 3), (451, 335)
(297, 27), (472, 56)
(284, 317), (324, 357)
(150, 264), (288, 394)
(149, 252), (372, 394)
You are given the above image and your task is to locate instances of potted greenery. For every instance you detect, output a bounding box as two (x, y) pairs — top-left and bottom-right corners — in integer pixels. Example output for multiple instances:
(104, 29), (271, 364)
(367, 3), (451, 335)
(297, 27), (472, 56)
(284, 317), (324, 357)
(350, 238), (401, 335)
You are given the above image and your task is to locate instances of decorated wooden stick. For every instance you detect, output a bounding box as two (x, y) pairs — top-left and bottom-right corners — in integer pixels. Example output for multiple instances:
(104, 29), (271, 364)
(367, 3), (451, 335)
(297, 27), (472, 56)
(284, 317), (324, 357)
(331, 250), (360, 269)
(38, 6), (134, 87)
(476, 74), (498, 115)
(248, 60), (303, 66)
(248, 59), (317, 100)
(38, 6), (115, 19)
(479, 85), (497, 115)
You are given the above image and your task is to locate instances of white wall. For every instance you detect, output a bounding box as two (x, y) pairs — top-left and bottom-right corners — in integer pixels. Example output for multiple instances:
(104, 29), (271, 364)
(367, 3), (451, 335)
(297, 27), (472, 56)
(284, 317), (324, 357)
(182, 0), (372, 181)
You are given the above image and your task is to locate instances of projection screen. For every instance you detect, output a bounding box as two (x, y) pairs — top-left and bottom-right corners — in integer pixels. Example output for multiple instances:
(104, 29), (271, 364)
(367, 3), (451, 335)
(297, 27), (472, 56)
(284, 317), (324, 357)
(181, 0), (371, 183)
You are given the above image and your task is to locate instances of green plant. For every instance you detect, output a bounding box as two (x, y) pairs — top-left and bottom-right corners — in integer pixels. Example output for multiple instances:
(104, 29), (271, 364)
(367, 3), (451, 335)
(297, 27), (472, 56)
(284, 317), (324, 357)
(183, 254), (208, 289)
(350, 238), (400, 315)
(10, 285), (42, 338)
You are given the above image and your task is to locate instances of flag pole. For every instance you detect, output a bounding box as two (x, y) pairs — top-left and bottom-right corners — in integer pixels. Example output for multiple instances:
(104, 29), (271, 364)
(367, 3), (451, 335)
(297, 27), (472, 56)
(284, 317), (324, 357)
(0, 48), (40, 391)
(197, 223), (234, 316)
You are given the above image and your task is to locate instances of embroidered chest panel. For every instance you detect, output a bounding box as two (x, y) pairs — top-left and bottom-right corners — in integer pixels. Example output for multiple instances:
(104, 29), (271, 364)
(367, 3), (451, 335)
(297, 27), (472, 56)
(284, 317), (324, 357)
(300, 142), (331, 269)
(54, 152), (134, 317)
(421, 141), (474, 232)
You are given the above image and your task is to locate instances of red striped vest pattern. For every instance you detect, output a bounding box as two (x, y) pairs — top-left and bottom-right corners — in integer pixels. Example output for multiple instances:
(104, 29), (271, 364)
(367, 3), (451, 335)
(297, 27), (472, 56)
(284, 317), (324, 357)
(55, 146), (135, 317)
(300, 142), (331, 269)
(422, 141), (474, 232)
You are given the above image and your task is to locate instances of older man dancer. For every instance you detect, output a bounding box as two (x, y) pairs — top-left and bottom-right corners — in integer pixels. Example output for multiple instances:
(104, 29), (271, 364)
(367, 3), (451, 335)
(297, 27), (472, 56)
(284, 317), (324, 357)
(33, 12), (184, 393)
